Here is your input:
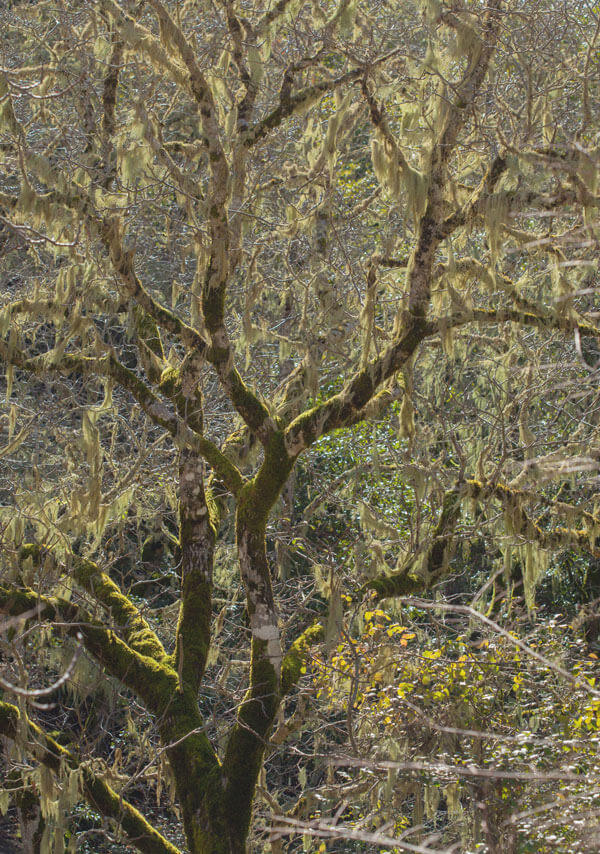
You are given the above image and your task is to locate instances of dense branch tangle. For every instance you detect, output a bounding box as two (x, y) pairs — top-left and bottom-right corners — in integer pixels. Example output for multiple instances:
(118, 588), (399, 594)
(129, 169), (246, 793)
(0, 0), (599, 852)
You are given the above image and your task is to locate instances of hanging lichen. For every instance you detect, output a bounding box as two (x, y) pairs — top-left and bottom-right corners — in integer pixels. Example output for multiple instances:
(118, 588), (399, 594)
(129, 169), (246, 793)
(483, 191), (509, 263)
(521, 541), (549, 612)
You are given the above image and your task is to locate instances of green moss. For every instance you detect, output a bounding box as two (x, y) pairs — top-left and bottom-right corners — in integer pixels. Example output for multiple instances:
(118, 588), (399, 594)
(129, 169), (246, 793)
(175, 573), (212, 692)
(0, 582), (177, 712)
(107, 355), (161, 412)
(363, 571), (424, 600)
(84, 770), (182, 854)
(72, 553), (168, 662)
(281, 623), (324, 695)
(158, 365), (180, 397)
(18, 544), (167, 663)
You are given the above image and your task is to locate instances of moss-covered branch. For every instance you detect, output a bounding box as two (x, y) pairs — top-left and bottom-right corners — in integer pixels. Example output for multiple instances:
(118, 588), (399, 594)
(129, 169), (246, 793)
(221, 635), (280, 846)
(363, 488), (463, 600)
(437, 153), (507, 239)
(219, 622), (324, 839)
(465, 479), (600, 555)
(142, 0), (233, 405)
(209, 357), (277, 444)
(0, 339), (242, 494)
(365, 478), (600, 601)
(0, 702), (181, 854)
(18, 544), (167, 662)
(218, 434), (300, 842)
(96, 7), (276, 446)
(284, 314), (426, 455)
(0, 585), (178, 714)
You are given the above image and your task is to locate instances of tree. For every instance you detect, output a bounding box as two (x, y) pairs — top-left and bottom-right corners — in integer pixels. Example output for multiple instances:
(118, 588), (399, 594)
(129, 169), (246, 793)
(0, 0), (599, 851)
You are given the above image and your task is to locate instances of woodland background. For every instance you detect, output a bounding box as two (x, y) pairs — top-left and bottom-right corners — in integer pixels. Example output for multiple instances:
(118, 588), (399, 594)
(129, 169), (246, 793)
(1, 0), (600, 852)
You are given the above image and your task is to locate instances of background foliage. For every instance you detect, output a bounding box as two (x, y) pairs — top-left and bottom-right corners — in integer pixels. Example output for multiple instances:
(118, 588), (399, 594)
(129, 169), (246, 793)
(1, 0), (600, 851)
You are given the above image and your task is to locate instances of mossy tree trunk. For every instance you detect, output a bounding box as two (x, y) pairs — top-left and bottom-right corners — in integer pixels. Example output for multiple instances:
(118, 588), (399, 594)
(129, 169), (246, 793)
(2, 0), (600, 851)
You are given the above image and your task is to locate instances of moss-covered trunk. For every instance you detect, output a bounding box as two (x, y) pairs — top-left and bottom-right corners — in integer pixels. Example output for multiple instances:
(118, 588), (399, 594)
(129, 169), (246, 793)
(166, 442), (288, 853)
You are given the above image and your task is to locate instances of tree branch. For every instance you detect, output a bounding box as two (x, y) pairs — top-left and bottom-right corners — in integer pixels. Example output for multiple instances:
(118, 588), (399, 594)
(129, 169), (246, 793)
(243, 69), (363, 148)
(284, 314), (426, 455)
(0, 334), (243, 493)
(364, 478), (600, 601)
(0, 586), (178, 714)
(363, 488), (463, 600)
(0, 701), (182, 854)
(18, 544), (167, 662)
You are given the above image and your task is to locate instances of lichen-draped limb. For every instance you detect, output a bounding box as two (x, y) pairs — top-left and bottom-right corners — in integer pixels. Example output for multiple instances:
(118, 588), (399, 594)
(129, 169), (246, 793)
(141, 2), (231, 382)
(0, 586), (178, 714)
(365, 478), (600, 601)
(225, 0), (255, 120)
(175, 449), (216, 695)
(361, 76), (416, 184)
(464, 479), (600, 555)
(207, 360), (277, 444)
(0, 336), (242, 493)
(133, 304), (166, 386)
(437, 153), (507, 240)
(0, 297), (101, 333)
(433, 1), (503, 172)
(100, 216), (208, 353)
(101, 0), (190, 89)
(142, 0), (229, 306)
(97, 24), (123, 194)
(0, 340), (154, 418)
(0, 702), (182, 854)
(405, 0), (502, 318)
(135, 101), (205, 201)
(440, 185), (600, 238)
(437, 307), (600, 338)
(363, 488), (463, 600)
(284, 313), (427, 455)
(160, 353), (205, 431)
(97, 18), (273, 443)
(431, 255), (600, 337)
(18, 544), (166, 662)
(103, 0), (229, 346)
(243, 61), (396, 148)
(224, 4), (260, 305)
